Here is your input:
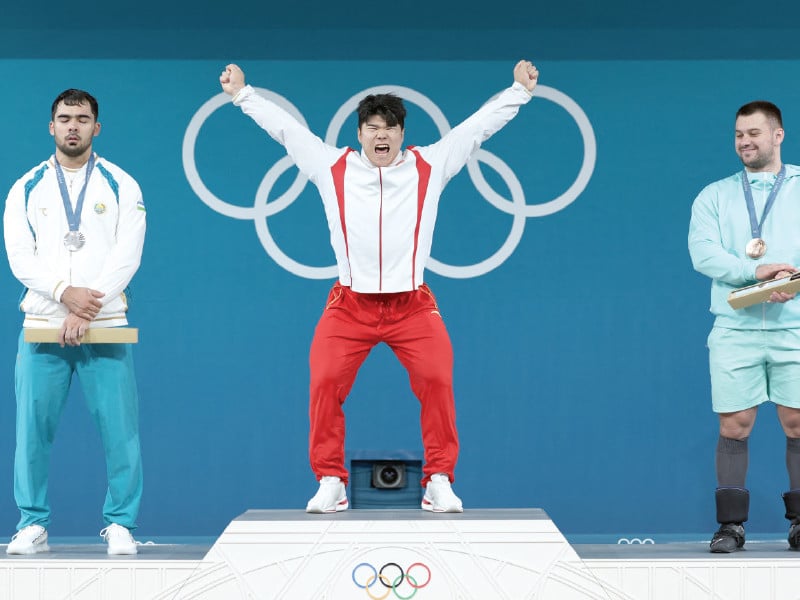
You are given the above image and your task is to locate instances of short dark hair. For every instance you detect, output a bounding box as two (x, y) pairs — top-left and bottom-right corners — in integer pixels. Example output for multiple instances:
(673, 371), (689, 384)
(736, 100), (782, 128)
(51, 89), (99, 121)
(357, 93), (406, 129)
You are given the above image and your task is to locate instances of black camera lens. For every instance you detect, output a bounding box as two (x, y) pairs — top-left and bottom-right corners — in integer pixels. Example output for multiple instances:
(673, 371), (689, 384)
(379, 466), (399, 486)
(372, 462), (406, 489)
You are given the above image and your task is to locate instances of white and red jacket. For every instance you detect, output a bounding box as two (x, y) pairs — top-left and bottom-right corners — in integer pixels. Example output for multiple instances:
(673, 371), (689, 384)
(234, 82), (532, 293)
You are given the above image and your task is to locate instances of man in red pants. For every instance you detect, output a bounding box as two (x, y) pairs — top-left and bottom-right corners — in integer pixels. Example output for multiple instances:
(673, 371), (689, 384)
(220, 61), (539, 513)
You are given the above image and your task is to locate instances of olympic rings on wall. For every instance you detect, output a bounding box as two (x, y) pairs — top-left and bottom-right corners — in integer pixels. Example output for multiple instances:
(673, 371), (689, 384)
(183, 81), (596, 279)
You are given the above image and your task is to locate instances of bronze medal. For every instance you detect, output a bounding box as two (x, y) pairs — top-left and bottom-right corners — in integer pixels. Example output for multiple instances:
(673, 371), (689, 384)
(745, 237), (766, 259)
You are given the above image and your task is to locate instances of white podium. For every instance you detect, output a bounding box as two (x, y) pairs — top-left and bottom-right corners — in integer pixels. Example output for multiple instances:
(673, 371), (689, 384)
(5, 510), (800, 599)
(159, 508), (610, 599)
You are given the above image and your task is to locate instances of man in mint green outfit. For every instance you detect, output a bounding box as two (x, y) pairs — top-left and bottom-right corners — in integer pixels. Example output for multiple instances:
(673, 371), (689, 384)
(2, 89), (146, 555)
(689, 100), (800, 553)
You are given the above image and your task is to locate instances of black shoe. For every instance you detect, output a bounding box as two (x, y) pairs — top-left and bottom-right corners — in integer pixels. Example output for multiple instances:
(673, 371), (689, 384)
(789, 522), (800, 550)
(710, 523), (745, 553)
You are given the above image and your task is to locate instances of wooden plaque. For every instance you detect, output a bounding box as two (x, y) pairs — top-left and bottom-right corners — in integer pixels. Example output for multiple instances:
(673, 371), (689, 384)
(727, 273), (800, 309)
(23, 327), (139, 344)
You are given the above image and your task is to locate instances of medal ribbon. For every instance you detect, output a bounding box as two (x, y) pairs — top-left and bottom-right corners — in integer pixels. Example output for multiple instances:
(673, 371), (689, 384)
(741, 164), (786, 239)
(54, 153), (95, 234)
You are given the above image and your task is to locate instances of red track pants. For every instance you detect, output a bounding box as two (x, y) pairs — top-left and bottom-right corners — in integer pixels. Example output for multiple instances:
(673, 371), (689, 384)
(308, 282), (459, 486)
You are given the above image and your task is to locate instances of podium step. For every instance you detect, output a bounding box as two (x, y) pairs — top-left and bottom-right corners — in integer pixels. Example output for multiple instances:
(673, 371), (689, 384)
(164, 508), (607, 599)
(3, 510), (800, 599)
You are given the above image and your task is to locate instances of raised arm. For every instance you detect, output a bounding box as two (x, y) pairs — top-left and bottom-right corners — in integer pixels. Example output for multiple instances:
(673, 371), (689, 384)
(219, 63), (343, 180)
(420, 60), (538, 182)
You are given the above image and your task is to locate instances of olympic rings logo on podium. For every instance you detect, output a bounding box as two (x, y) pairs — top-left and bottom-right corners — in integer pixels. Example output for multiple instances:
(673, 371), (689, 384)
(183, 82), (596, 280)
(351, 561), (432, 599)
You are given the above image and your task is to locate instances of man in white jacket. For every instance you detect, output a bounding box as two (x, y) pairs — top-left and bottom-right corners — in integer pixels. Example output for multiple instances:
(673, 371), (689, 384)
(3, 89), (146, 554)
(220, 61), (538, 513)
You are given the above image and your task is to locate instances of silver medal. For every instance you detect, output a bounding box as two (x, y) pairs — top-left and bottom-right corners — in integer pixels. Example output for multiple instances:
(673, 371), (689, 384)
(63, 230), (86, 252)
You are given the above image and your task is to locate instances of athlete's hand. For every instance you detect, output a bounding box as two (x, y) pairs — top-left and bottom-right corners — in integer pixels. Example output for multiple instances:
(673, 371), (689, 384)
(768, 290), (796, 303)
(755, 263), (797, 281)
(514, 60), (539, 93)
(61, 286), (104, 320)
(754, 264), (798, 304)
(220, 64), (246, 96)
(59, 313), (90, 347)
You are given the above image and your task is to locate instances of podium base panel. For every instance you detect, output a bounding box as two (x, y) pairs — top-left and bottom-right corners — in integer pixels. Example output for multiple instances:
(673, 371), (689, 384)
(1, 509), (799, 599)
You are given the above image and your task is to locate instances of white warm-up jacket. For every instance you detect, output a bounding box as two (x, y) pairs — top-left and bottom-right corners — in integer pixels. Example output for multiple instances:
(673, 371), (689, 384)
(234, 82), (532, 293)
(4, 154), (146, 327)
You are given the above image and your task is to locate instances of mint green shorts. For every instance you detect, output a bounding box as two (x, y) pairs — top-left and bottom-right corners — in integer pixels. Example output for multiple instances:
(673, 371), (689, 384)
(708, 327), (800, 413)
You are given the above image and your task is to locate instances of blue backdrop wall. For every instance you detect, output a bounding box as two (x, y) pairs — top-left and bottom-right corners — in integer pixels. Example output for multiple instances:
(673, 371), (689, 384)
(2, 1), (800, 541)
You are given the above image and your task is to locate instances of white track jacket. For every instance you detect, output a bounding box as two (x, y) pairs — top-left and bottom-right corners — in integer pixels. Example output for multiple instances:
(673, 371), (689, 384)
(234, 82), (532, 293)
(4, 154), (146, 327)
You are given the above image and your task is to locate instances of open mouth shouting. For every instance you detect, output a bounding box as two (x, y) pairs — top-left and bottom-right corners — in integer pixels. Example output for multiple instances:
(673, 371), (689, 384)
(365, 141), (400, 167)
(358, 115), (404, 167)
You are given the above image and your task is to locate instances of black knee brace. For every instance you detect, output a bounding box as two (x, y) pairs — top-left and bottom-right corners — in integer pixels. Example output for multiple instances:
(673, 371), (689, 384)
(783, 490), (800, 523)
(716, 487), (749, 524)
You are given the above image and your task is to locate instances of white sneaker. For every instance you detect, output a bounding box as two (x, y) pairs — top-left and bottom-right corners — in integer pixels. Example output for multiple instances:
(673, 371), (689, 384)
(100, 523), (138, 555)
(306, 476), (349, 513)
(421, 473), (463, 513)
(6, 524), (50, 555)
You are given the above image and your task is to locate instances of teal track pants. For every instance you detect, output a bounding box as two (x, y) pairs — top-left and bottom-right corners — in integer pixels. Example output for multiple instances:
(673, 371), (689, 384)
(13, 330), (143, 530)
